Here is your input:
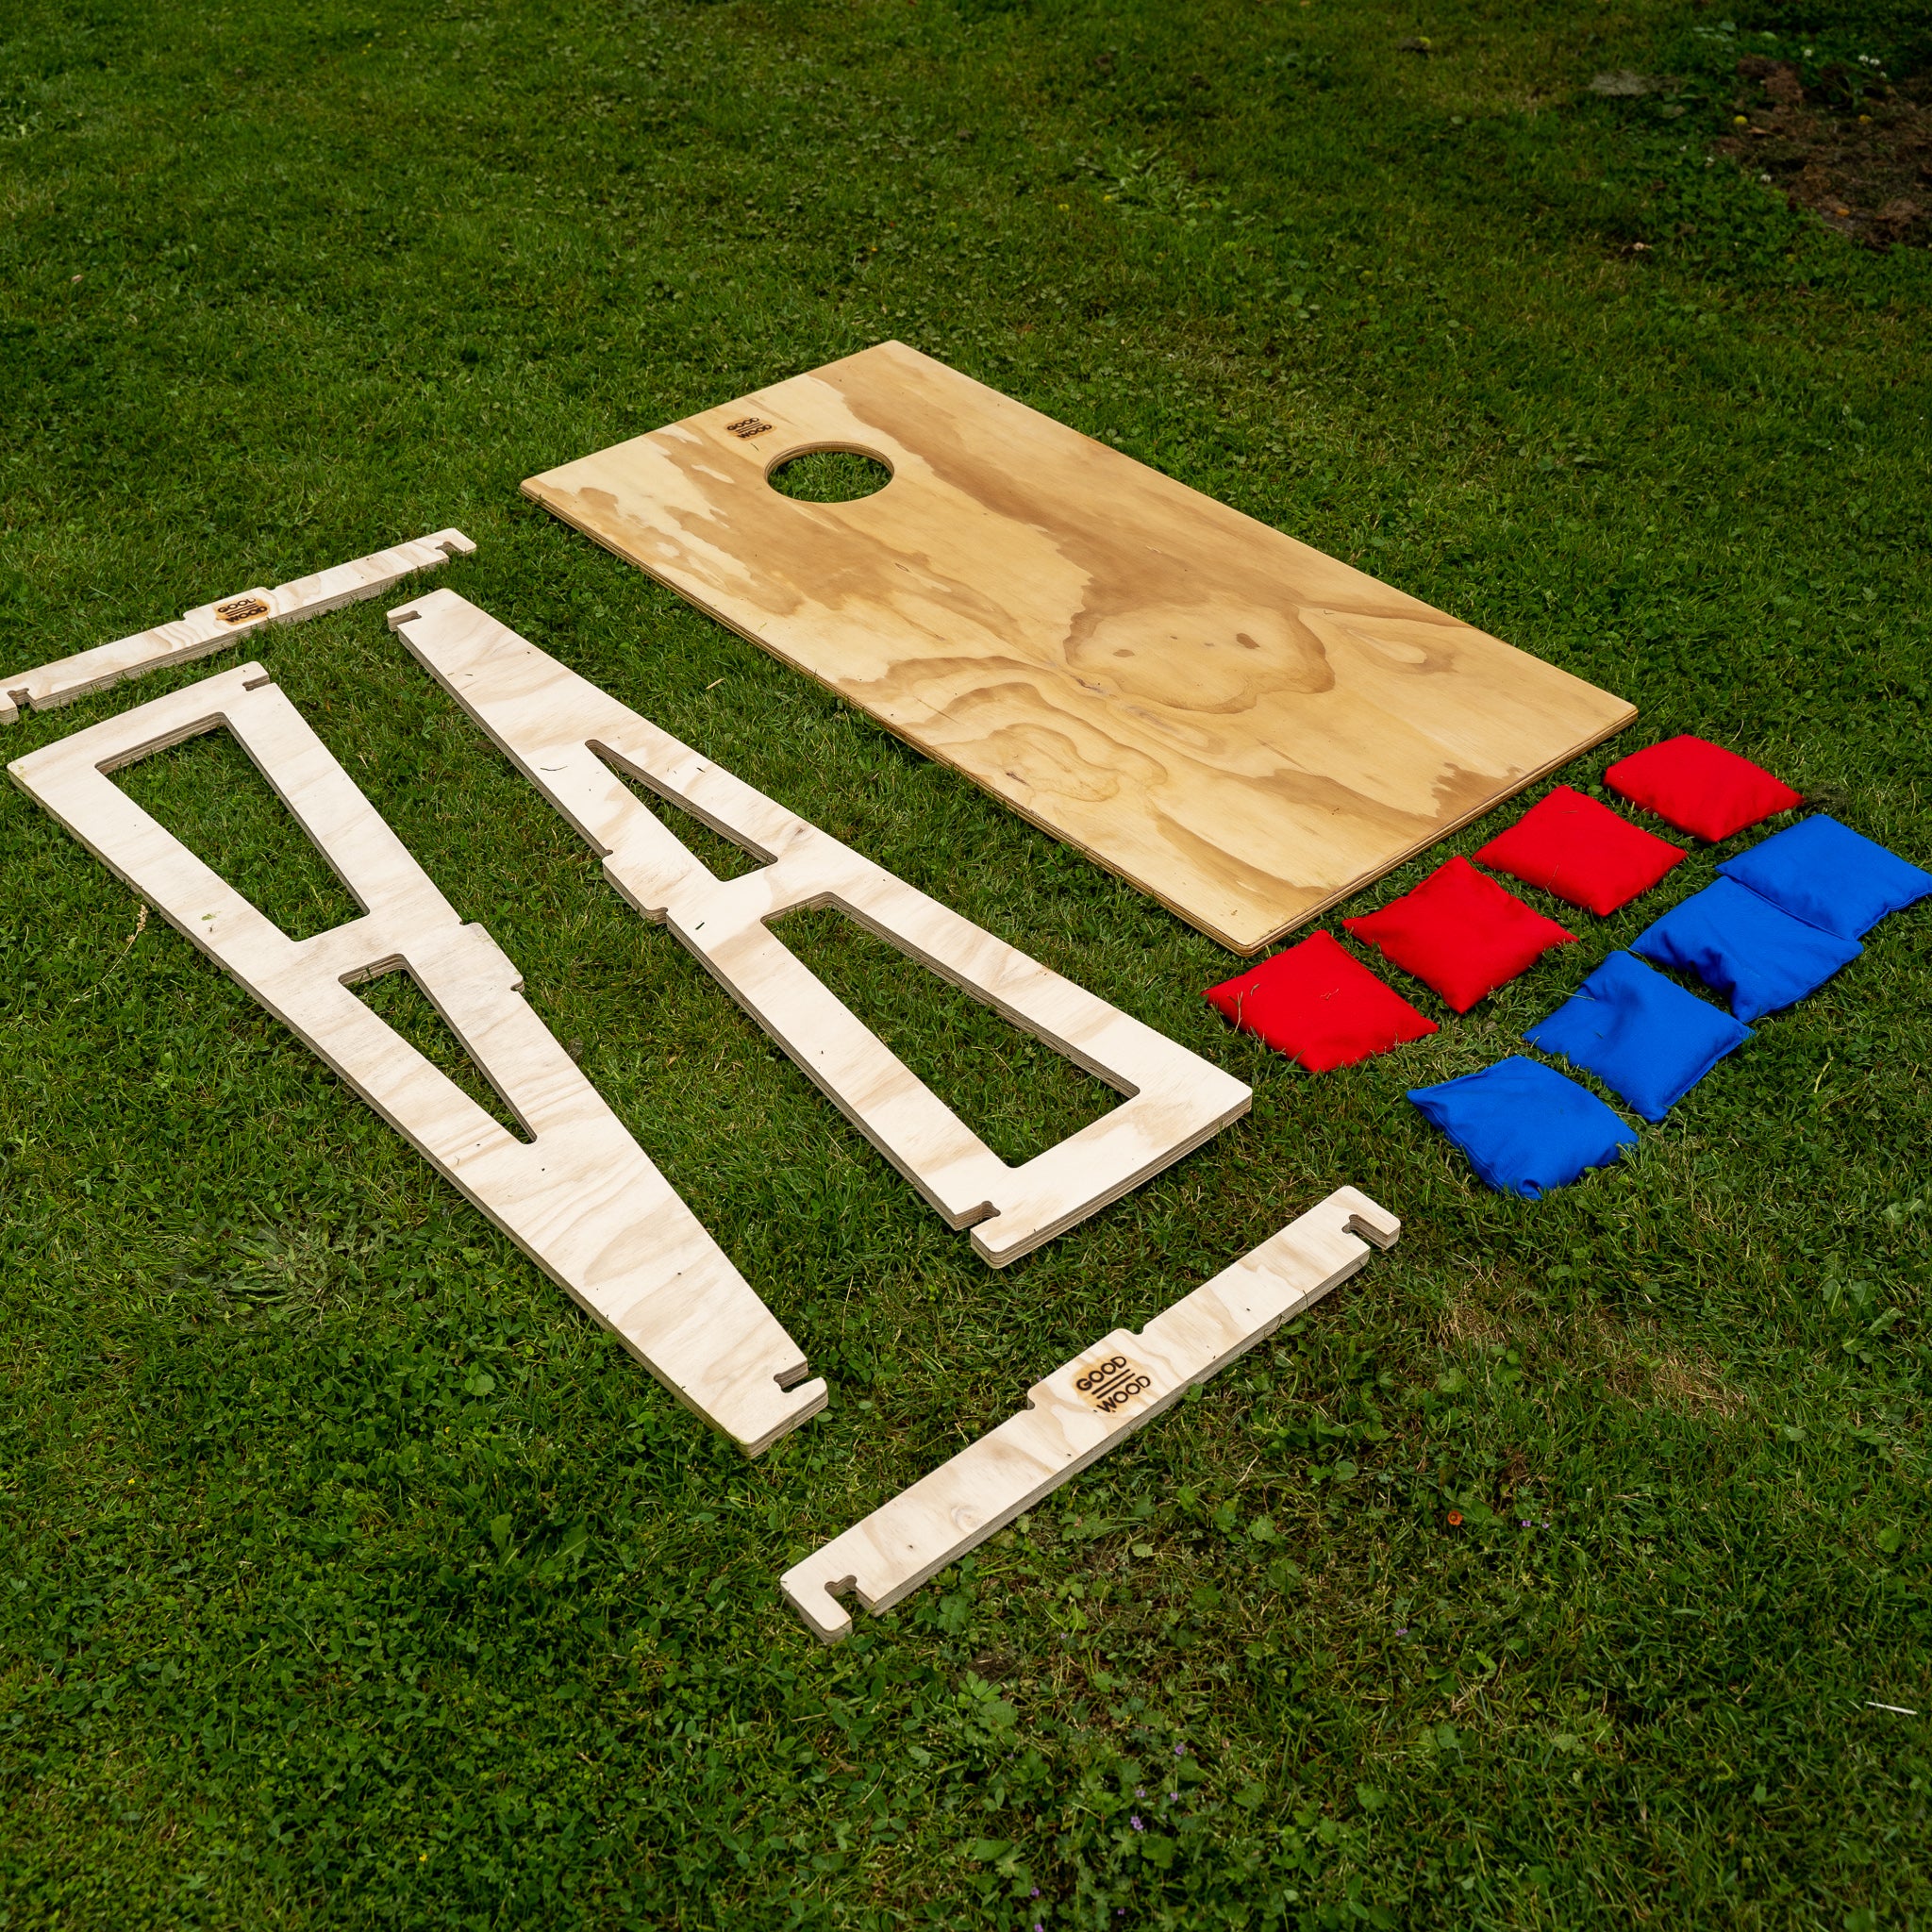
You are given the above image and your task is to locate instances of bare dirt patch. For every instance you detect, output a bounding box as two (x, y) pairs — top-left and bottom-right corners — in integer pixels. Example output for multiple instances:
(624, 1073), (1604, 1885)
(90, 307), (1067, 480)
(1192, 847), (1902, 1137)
(1434, 1289), (1508, 1351)
(1567, 1302), (1749, 1418)
(1642, 1348), (1746, 1419)
(1717, 58), (1932, 246)
(1515, 1295), (1748, 1417)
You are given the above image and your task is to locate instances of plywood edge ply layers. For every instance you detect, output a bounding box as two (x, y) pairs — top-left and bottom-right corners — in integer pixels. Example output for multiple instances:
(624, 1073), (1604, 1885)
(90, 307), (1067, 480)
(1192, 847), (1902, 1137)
(781, 1185), (1400, 1641)
(523, 343), (1633, 953)
(388, 589), (1250, 1267)
(7, 663), (824, 1457)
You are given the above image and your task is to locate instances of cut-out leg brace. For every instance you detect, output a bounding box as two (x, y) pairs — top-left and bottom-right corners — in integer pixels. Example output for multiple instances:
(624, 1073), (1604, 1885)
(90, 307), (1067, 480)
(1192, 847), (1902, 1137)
(390, 590), (1251, 1266)
(7, 661), (824, 1456)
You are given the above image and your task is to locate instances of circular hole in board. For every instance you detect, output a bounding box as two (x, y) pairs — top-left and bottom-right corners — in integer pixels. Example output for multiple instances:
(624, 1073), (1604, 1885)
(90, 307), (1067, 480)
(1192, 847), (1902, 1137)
(766, 447), (893, 504)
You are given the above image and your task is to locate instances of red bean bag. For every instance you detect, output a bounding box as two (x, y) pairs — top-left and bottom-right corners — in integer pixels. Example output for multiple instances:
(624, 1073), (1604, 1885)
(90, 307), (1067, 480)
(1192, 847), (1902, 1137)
(1605, 736), (1803, 842)
(1342, 857), (1576, 1013)
(1474, 785), (1687, 917)
(1203, 929), (1437, 1073)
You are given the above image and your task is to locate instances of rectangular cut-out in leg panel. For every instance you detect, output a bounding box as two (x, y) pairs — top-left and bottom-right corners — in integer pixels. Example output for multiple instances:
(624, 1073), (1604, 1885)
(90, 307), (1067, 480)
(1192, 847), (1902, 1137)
(1, 529), (475, 724)
(390, 589), (1252, 1266)
(7, 662), (824, 1457)
(780, 1186), (1398, 1641)
(524, 342), (1635, 953)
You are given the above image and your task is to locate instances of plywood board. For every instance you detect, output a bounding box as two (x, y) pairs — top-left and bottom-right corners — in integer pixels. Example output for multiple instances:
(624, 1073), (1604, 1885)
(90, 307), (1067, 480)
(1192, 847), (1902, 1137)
(2, 529), (475, 724)
(390, 588), (1250, 1266)
(781, 1185), (1399, 1642)
(8, 663), (825, 1457)
(523, 344), (1634, 954)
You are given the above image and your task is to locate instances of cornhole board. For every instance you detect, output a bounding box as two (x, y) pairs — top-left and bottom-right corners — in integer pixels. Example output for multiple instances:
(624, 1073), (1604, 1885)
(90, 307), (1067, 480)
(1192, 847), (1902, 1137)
(523, 343), (1634, 954)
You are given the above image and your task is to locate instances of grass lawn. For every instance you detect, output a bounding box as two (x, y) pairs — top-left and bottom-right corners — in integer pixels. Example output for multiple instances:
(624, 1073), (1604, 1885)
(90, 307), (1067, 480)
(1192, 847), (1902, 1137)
(2, 0), (1929, 1924)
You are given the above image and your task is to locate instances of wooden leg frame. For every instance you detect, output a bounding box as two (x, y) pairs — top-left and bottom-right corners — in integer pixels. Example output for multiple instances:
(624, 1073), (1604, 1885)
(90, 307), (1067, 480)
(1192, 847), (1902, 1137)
(388, 590), (1252, 1267)
(781, 1186), (1399, 1642)
(7, 663), (825, 1456)
(2, 529), (475, 725)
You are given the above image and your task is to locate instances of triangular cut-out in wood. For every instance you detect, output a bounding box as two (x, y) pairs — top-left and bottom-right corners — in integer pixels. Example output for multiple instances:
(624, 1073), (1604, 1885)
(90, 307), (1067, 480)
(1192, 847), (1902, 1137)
(782, 1186), (1400, 1643)
(112, 720), (367, 941)
(7, 662), (825, 1456)
(350, 962), (535, 1145)
(773, 900), (1123, 1166)
(589, 741), (771, 880)
(389, 590), (1252, 1267)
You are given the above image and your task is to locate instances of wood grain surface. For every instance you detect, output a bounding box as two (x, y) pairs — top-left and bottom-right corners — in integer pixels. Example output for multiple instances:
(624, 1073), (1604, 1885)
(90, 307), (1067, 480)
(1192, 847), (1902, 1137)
(390, 589), (1249, 1266)
(524, 344), (1634, 953)
(780, 1185), (1400, 1642)
(8, 664), (825, 1457)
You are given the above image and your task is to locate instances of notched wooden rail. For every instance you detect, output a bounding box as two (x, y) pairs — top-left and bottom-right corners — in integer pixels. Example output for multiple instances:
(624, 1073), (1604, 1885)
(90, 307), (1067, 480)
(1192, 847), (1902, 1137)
(2, 529), (475, 724)
(781, 1185), (1399, 1642)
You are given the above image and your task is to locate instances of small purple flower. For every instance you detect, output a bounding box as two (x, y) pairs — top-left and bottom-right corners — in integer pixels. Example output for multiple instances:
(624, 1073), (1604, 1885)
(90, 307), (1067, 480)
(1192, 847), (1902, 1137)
(1131, 1814), (1144, 1830)
(1175, 1742), (1187, 1757)
(1031, 1890), (1040, 1899)
(1136, 1786), (1145, 1797)
(1396, 1626), (1410, 1637)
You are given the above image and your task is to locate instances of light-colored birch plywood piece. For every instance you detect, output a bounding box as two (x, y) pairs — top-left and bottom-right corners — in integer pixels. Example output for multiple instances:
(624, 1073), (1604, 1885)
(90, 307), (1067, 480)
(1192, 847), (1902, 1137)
(7, 662), (824, 1457)
(389, 589), (1252, 1267)
(1, 529), (475, 724)
(781, 1185), (1399, 1641)
(525, 344), (1635, 955)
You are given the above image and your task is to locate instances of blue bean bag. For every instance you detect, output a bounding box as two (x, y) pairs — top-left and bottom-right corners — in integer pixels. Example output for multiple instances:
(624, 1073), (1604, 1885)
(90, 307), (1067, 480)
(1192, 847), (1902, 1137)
(1631, 878), (1861, 1022)
(1524, 950), (1752, 1123)
(1718, 815), (1932, 941)
(1407, 1057), (1638, 1199)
